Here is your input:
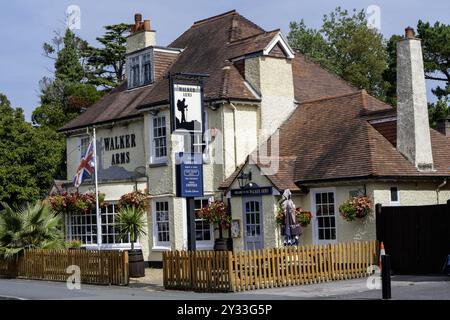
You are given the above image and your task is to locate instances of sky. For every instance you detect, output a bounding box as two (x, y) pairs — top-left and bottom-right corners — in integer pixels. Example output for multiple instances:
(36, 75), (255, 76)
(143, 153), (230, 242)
(0, 0), (449, 121)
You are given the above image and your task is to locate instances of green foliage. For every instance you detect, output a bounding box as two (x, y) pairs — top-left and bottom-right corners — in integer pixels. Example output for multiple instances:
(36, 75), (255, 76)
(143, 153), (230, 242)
(429, 98), (450, 129)
(117, 190), (149, 213)
(339, 196), (372, 222)
(0, 94), (64, 207)
(47, 192), (106, 216)
(197, 201), (231, 230)
(383, 20), (450, 120)
(54, 29), (86, 83)
(65, 239), (83, 249)
(83, 23), (129, 89)
(382, 34), (402, 106)
(116, 206), (147, 251)
(288, 7), (389, 100)
(0, 201), (64, 259)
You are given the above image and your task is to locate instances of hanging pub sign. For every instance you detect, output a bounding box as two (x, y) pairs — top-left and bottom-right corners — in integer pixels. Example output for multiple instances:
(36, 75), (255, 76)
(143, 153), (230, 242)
(170, 82), (204, 134)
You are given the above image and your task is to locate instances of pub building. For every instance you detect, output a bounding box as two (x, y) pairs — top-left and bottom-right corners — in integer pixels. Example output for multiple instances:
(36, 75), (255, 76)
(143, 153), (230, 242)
(58, 11), (450, 266)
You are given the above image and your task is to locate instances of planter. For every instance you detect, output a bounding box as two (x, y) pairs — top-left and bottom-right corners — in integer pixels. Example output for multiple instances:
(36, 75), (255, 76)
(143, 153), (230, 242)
(214, 238), (233, 251)
(128, 249), (145, 278)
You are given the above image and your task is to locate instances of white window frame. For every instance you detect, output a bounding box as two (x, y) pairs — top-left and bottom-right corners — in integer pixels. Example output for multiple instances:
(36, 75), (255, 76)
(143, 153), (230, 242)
(79, 135), (90, 159)
(127, 49), (153, 89)
(149, 112), (168, 165)
(152, 199), (171, 250)
(310, 188), (338, 245)
(65, 202), (141, 250)
(194, 197), (214, 250)
(389, 186), (400, 206)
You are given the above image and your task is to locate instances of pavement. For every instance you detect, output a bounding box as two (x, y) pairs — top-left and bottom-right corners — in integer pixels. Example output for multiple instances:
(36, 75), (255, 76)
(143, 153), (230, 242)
(0, 270), (449, 300)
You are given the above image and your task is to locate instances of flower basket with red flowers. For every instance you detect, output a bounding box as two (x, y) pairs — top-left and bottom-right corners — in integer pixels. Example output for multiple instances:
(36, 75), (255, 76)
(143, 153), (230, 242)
(47, 192), (106, 215)
(339, 196), (373, 221)
(197, 200), (231, 230)
(296, 209), (313, 227)
(117, 190), (149, 213)
(276, 205), (312, 227)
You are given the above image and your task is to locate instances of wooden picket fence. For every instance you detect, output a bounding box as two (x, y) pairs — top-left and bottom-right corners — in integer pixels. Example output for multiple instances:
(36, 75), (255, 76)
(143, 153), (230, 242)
(163, 241), (379, 292)
(0, 249), (129, 286)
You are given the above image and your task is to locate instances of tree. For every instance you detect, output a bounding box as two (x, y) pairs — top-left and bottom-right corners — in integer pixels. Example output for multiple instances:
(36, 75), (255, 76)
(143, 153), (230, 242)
(384, 21), (450, 126)
(417, 20), (450, 100)
(54, 29), (86, 83)
(0, 201), (64, 259)
(0, 93), (63, 207)
(83, 23), (129, 89)
(383, 35), (402, 106)
(33, 28), (103, 130)
(288, 7), (389, 100)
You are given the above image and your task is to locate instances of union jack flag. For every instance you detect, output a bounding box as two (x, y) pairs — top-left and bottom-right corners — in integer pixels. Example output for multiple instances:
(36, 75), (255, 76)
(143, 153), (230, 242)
(73, 139), (95, 188)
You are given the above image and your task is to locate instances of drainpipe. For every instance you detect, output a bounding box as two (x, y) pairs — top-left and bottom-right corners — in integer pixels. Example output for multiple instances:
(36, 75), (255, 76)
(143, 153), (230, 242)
(225, 102), (238, 170)
(436, 179), (447, 204)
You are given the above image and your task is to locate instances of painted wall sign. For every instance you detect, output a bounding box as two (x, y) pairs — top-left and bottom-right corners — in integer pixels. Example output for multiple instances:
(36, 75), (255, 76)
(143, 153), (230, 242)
(231, 187), (273, 197)
(171, 83), (203, 134)
(103, 134), (137, 166)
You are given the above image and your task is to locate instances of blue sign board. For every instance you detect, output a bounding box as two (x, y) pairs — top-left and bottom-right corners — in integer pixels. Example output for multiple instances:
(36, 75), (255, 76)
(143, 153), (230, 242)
(176, 152), (204, 198)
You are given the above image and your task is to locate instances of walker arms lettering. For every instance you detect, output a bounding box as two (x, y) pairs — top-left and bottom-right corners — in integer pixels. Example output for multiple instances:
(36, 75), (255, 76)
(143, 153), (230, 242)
(103, 134), (137, 166)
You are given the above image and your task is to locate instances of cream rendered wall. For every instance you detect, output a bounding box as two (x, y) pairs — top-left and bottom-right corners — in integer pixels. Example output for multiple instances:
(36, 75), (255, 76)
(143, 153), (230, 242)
(66, 120), (146, 181)
(228, 163), (280, 252)
(372, 182), (450, 206)
(126, 31), (156, 54)
(245, 56), (296, 140)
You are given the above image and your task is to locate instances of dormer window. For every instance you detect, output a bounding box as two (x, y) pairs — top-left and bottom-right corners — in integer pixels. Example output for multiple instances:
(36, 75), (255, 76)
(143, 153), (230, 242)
(127, 50), (153, 89)
(142, 53), (152, 85)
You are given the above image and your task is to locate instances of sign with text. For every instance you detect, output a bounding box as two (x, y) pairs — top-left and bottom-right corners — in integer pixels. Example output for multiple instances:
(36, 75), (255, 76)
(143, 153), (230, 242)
(231, 187), (273, 197)
(176, 153), (204, 198)
(171, 83), (203, 134)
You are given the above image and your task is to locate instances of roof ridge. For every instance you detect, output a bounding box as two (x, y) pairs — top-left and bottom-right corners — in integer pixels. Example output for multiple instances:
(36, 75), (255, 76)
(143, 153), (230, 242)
(294, 51), (360, 92)
(192, 10), (237, 27)
(228, 29), (280, 46)
(299, 90), (364, 106)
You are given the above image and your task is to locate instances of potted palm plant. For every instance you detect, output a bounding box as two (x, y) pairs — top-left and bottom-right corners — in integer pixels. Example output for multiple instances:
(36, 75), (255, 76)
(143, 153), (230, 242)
(116, 206), (147, 278)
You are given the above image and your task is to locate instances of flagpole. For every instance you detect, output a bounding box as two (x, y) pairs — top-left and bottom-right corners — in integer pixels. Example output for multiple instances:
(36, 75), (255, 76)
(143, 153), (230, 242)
(93, 126), (102, 249)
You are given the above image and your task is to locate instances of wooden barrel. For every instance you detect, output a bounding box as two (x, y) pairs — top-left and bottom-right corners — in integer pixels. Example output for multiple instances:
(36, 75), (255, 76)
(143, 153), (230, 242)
(128, 250), (145, 278)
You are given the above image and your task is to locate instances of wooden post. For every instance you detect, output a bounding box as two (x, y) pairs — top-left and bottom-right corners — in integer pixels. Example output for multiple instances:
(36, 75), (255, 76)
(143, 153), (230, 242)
(123, 250), (129, 285)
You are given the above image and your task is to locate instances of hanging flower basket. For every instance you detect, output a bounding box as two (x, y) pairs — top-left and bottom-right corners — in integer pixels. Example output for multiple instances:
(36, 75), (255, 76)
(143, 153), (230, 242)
(117, 190), (149, 213)
(47, 192), (106, 215)
(197, 200), (231, 230)
(339, 196), (373, 221)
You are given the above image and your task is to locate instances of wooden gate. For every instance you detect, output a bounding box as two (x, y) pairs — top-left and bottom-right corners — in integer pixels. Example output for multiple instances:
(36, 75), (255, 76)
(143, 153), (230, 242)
(376, 202), (450, 274)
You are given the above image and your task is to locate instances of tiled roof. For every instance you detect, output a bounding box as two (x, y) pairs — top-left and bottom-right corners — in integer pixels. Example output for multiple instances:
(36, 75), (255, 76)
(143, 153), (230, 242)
(59, 83), (151, 131)
(220, 91), (450, 190)
(61, 10), (361, 131)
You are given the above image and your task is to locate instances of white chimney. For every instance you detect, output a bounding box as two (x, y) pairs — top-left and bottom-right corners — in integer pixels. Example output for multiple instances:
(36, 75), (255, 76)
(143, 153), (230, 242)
(396, 27), (434, 172)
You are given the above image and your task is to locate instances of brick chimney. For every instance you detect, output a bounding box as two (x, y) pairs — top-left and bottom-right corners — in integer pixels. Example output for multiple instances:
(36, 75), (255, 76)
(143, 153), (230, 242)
(396, 27), (434, 171)
(126, 13), (156, 54)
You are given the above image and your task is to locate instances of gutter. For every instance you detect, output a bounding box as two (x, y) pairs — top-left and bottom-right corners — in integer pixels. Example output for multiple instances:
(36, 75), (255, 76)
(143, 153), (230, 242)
(436, 178), (447, 204)
(226, 103), (239, 170)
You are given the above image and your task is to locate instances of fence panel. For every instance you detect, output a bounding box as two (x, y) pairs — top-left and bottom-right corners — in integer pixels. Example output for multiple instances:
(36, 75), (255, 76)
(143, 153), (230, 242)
(0, 249), (129, 286)
(163, 241), (378, 292)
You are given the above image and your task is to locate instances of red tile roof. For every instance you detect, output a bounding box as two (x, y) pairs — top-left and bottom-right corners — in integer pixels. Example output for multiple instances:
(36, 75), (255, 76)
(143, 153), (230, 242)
(221, 91), (450, 190)
(61, 10), (361, 131)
